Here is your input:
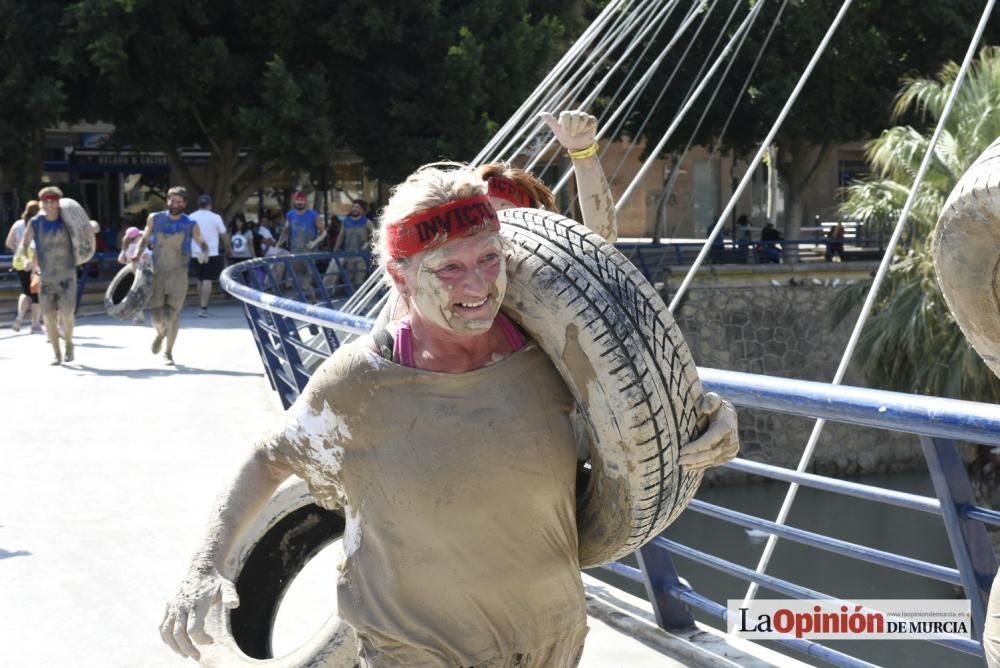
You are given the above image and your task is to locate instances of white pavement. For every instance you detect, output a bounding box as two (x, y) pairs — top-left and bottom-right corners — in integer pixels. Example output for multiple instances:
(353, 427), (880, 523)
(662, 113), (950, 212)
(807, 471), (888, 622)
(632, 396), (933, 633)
(0, 304), (797, 667)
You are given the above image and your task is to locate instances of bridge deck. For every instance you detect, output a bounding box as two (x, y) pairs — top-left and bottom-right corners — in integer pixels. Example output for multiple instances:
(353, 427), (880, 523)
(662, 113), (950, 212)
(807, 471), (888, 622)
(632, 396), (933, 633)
(1, 304), (801, 667)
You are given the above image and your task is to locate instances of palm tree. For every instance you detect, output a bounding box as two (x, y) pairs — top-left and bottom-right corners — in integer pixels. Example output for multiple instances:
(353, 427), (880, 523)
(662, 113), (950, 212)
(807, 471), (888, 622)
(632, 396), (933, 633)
(832, 46), (1000, 404)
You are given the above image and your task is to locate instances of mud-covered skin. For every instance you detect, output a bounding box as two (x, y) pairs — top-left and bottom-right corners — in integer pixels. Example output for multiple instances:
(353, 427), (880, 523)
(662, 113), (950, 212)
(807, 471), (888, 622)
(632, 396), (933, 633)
(25, 212), (77, 361)
(160, 447), (290, 661)
(139, 208), (205, 360)
(538, 110), (617, 243)
(411, 234), (507, 336)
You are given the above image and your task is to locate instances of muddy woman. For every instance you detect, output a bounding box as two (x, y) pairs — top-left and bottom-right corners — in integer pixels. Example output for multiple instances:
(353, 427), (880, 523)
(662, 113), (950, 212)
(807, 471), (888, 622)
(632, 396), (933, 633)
(160, 164), (739, 666)
(132, 186), (209, 365)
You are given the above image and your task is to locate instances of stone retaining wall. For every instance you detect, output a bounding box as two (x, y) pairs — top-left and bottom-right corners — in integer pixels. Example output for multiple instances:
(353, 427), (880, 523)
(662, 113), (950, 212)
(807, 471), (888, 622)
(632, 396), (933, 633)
(667, 261), (926, 483)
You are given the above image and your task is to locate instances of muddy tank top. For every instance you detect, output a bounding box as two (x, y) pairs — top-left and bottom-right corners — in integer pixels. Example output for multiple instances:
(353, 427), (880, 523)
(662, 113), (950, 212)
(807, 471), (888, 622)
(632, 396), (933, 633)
(151, 211), (195, 272)
(263, 340), (586, 665)
(31, 216), (75, 283)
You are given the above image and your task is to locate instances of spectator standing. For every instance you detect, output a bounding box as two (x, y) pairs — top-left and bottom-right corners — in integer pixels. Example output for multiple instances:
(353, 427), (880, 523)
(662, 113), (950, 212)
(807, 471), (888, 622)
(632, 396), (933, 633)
(825, 222), (846, 262)
(228, 213), (255, 263)
(279, 191), (324, 298)
(5, 200), (42, 333)
(254, 214), (288, 285)
(279, 191), (325, 252)
(329, 198), (374, 288)
(759, 222), (783, 264)
(189, 194), (231, 317)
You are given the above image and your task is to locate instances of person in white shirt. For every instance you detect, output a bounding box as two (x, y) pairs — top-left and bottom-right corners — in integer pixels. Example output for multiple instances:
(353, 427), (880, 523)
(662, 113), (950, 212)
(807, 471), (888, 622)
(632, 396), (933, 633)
(188, 194), (231, 317)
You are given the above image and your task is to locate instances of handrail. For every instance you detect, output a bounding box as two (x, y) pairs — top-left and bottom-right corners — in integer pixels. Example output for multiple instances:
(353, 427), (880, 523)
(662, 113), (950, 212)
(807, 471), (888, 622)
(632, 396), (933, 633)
(699, 368), (1000, 446)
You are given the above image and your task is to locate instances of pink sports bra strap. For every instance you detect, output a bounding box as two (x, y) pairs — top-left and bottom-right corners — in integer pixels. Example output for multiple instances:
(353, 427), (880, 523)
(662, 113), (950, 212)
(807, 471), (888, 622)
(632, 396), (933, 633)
(496, 311), (527, 351)
(393, 313), (525, 368)
(394, 318), (416, 368)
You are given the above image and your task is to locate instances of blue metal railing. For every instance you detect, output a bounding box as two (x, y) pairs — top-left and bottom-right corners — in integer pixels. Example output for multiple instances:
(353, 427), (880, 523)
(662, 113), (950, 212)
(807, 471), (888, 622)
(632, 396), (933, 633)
(221, 252), (998, 667)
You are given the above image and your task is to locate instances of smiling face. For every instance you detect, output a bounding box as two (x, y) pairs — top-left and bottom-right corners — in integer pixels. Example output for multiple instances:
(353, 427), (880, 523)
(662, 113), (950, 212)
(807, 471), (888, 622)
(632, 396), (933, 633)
(166, 193), (186, 217)
(40, 198), (60, 220)
(396, 232), (507, 336)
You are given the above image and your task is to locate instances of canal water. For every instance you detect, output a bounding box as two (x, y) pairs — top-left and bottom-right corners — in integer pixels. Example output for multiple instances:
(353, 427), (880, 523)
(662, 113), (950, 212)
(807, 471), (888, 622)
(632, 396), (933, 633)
(589, 471), (981, 667)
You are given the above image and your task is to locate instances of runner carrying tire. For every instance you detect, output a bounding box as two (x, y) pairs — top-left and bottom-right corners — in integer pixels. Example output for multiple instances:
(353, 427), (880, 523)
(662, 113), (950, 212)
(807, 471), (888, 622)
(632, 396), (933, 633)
(161, 164), (739, 667)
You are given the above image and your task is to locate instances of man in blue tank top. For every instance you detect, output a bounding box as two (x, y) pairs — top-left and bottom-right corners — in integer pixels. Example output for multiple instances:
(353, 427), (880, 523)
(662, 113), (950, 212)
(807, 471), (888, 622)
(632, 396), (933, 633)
(133, 186), (209, 365)
(19, 186), (78, 365)
(279, 191), (325, 253)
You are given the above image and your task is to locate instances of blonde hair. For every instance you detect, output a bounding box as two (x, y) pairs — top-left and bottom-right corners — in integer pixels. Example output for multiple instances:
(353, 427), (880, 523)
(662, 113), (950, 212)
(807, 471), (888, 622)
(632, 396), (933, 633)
(477, 162), (556, 211)
(374, 162), (487, 272)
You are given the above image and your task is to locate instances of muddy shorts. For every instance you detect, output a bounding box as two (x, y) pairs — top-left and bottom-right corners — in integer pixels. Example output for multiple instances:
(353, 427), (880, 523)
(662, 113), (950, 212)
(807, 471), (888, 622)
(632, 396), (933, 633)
(150, 269), (189, 310)
(39, 275), (77, 315)
(358, 626), (588, 668)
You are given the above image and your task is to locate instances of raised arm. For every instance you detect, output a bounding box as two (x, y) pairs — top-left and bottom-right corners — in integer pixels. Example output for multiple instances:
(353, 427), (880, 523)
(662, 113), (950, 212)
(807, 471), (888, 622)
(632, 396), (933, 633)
(160, 443), (292, 660)
(540, 110), (618, 242)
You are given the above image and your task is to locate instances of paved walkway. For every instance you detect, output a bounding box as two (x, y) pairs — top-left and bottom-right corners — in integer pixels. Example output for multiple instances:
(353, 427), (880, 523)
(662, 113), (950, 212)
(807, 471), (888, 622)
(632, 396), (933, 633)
(0, 304), (798, 667)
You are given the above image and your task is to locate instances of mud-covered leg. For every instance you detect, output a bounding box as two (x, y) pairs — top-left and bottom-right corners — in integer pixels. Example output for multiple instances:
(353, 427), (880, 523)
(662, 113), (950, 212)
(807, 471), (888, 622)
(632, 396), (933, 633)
(60, 278), (76, 362)
(151, 306), (167, 353)
(42, 303), (61, 364)
(164, 307), (181, 365)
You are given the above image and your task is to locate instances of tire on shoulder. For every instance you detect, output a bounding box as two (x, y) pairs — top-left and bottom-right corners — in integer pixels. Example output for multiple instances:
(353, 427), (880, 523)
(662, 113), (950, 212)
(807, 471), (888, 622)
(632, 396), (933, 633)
(499, 208), (705, 567)
(59, 198), (97, 266)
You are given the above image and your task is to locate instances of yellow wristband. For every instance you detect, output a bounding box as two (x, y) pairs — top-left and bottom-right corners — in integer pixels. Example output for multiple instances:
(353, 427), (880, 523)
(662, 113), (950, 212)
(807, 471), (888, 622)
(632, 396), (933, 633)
(567, 143), (599, 160)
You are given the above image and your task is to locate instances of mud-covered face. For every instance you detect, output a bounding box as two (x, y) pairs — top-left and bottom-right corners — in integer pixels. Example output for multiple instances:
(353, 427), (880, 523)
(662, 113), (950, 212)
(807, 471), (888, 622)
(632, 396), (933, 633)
(408, 232), (506, 336)
(166, 195), (186, 217)
(41, 198), (60, 220)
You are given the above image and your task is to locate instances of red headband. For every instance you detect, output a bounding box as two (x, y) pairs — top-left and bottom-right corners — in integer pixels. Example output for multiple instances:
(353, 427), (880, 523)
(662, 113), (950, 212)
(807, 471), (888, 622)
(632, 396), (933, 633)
(487, 176), (532, 208)
(39, 193), (60, 202)
(386, 195), (499, 259)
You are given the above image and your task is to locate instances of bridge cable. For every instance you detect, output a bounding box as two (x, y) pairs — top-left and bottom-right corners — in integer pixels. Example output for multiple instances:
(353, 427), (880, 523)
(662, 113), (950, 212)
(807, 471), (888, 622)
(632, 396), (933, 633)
(532, 0), (698, 181)
(613, 0), (768, 215)
(657, 0), (788, 241)
(740, 0), (998, 608)
(493, 0), (657, 164)
(548, 0), (721, 195)
(472, 0), (631, 166)
(515, 0), (677, 167)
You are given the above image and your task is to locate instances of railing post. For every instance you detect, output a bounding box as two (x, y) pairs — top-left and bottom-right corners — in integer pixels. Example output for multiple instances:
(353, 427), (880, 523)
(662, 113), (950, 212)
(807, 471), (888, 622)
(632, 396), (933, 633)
(636, 541), (696, 629)
(919, 435), (998, 641)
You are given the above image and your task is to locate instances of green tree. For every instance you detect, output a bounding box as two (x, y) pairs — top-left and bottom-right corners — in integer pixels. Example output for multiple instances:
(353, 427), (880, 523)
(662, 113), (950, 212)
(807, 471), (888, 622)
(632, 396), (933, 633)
(61, 0), (581, 218)
(618, 0), (1000, 243)
(832, 46), (1000, 404)
(0, 1), (68, 201)
(293, 0), (582, 184)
